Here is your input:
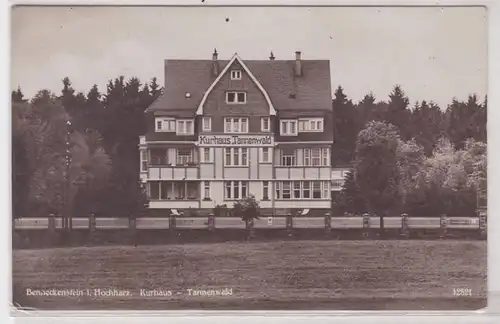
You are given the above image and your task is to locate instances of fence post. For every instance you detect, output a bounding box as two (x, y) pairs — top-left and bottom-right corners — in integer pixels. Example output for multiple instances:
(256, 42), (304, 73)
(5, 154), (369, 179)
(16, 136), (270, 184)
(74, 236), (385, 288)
(246, 218), (255, 239)
(208, 213), (215, 232)
(89, 213), (96, 232)
(286, 214), (294, 237)
(362, 213), (370, 239)
(440, 214), (447, 239)
(169, 213), (177, 241)
(47, 213), (56, 247)
(48, 213), (56, 233)
(401, 213), (409, 238)
(478, 209), (487, 240)
(324, 212), (331, 236)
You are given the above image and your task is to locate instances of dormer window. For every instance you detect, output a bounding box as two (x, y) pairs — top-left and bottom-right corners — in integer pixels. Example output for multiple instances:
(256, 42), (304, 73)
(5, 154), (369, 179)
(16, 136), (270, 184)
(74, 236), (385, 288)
(176, 119), (194, 135)
(230, 70), (242, 80)
(155, 117), (176, 132)
(226, 91), (246, 104)
(298, 118), (324, 132)
(261, 117), (270, 132)
(202, 117), (212, 132)
(280, 120), (297, 136)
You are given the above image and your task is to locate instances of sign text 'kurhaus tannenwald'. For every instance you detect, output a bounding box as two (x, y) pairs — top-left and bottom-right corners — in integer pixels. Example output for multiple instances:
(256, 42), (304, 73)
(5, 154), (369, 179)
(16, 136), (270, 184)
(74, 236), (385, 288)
(198, 135), (274, 147)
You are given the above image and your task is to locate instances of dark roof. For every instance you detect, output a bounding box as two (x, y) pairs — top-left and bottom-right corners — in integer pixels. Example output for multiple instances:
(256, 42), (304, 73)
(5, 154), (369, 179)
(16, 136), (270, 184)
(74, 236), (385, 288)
(146, 58), (332, 113)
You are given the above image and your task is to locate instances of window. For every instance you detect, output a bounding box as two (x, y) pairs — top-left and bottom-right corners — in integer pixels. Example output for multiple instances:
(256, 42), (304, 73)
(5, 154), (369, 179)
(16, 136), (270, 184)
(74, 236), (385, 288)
(280, 148), (297, 166)
(224, 117), (249, 133)
(260, 147), (271, 163)
(241, 148), (248, 165)
(263, 181), (269, 200)
(231, 70), (242, 80)
(298, 118), (324, 132)
(176, 120), (194, 135)
(304, 148), (329, 166)
(140, 150), (148, 172)
(202, 117), (211, 132)
(282, 181), (291, 199)
(322, 148), (330, 166)
(322, 181), (329, 199)
(224, 181), (248, 199)
(224, 148), (248, 166)
(280, 120), (297, 136)
(202, 148), (211, 162)
(303, 181), (310, 198)
(312, 148), (321, 166)
(331, 179), (344, 189)
(261, 117), (270, 132)
(176, 148), (194, 165)
(293, 181), (301, 199)
(204, 181), (210, 199)
(149, 182), (160, 200)
(226, 91), (246, 104)
(304, 149), (310, 166)
(312, 181), (322, 198)
(155, 118), (175, 132)
(274, 181), (329, 200)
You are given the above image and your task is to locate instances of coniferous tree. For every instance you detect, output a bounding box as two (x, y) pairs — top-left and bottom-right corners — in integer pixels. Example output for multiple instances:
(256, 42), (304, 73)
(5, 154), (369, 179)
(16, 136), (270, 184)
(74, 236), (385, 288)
(385, 85), (411, 140)
(332, 86), (359, 165)
(411, 100), (444, 156)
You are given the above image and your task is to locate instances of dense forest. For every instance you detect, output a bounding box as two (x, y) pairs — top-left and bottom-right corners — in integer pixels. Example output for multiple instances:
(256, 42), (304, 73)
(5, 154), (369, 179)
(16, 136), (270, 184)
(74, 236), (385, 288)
(11, 77), (487, 218)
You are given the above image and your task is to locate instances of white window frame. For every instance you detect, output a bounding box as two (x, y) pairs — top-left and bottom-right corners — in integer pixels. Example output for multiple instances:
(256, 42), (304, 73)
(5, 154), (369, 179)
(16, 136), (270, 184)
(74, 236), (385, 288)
(280, 120), (298, 136)
(155, 117), (176, 132)
(224, 148), (249, 166)
(322, 148), (330, 166)
(322, 181), (330, 199)
(226, 91), (247, 104)
(274, 181), (329, 200)
(140, 150), (148, 172)
(259, 147), (272, 163)
(303, 148), (311, 166)
(201, 147), (212, 163)
(176, 148), (194, 165)
(224, 181), (248, 200)
(176, 119), (194, 135)
(202, 117), (212, 132)
(203, 181), (210, 200)
(311, 148), (321, 166)
(280, 149), (297, 166)
(230, 70), (242, 80)
(224, 117), (249, 133)
(262, 181), (269, 200)
(298, 118), (324, 132)
(261, 117), (270, 132)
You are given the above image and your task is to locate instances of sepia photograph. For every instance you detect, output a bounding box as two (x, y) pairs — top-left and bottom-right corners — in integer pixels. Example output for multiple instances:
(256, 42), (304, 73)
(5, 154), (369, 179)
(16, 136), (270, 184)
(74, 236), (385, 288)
(10, 5), (487, 311)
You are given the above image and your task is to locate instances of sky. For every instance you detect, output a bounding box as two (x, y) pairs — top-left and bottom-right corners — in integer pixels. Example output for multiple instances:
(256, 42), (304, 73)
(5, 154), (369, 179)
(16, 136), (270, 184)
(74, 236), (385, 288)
(10, 6), (488, 108)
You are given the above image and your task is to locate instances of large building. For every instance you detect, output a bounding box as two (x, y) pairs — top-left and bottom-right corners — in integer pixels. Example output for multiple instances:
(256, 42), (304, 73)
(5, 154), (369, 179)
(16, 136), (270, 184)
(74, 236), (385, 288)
(139, 50), (348, 216)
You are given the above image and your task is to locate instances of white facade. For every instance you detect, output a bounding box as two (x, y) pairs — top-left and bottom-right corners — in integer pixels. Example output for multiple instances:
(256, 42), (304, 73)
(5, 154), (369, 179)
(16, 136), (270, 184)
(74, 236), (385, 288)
(139, 135), (348, 212)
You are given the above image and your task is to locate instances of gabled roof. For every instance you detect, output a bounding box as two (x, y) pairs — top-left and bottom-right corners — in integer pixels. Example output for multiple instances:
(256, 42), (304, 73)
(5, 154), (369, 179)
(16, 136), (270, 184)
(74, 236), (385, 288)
(196, 53), (276, 116)
(146, 55), (332, 114)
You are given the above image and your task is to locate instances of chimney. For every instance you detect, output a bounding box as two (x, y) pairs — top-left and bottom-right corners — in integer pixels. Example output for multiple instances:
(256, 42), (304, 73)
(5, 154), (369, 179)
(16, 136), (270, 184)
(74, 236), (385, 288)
(295, 51), (302, 76)
(269, 51), (275, 60)
(212, 48), (219, 76)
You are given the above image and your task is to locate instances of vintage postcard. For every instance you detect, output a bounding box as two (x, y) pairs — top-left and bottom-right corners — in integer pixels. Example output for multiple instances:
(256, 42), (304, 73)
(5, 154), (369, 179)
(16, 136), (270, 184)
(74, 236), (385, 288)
(11, 5), (487, 311)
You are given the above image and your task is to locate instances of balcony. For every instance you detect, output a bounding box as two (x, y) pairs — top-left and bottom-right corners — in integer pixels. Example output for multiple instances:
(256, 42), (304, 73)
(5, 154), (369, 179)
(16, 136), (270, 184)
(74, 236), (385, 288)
(148, 148), (199, 180)
(148, 181), (200, 209)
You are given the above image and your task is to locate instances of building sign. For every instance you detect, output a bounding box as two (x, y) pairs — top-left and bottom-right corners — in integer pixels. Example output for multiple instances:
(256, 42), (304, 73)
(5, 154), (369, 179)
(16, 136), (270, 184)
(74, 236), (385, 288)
(198, 135), (274, 147)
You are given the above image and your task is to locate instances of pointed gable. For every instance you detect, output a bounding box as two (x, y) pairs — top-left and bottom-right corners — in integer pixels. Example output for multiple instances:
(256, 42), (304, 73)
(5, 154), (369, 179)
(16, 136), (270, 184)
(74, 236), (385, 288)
(195, 54), (277, 116)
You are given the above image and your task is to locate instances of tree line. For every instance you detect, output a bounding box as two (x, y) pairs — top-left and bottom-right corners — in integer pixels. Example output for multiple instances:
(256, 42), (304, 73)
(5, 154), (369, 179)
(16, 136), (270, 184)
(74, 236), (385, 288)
(11, 77), (486, 218)
(332, 86), (486, 217)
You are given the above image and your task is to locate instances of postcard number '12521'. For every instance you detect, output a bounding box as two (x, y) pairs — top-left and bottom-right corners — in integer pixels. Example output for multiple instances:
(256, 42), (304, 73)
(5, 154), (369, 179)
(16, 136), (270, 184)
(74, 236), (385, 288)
(453, 288), (472, 297)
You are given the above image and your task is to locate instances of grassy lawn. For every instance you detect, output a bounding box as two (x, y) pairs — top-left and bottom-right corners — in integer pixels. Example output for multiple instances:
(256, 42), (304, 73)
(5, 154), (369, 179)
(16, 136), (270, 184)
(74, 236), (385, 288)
(12, 240), (487, 310)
